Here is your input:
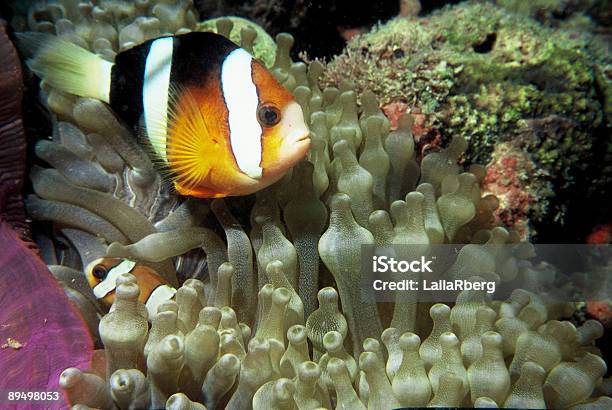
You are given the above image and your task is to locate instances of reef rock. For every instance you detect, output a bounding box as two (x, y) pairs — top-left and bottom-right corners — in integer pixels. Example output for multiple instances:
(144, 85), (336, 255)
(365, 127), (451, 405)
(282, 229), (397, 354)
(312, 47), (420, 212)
(321, 1), (612, 240)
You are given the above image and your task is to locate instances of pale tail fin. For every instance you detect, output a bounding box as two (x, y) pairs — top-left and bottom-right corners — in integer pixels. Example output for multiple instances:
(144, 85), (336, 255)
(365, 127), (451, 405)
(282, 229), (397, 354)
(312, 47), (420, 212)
(17, 32), (113, 103)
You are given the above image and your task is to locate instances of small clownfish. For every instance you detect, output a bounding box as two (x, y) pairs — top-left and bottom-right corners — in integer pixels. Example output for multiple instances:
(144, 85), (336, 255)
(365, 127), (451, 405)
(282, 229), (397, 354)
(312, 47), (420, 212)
(86, 257), (176, 318)
(19, 32), (310, 198)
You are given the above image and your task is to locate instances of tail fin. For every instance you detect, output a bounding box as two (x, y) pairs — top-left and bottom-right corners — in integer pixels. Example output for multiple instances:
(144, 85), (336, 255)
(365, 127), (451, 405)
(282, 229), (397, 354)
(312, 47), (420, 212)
(17, 32), (113, 103)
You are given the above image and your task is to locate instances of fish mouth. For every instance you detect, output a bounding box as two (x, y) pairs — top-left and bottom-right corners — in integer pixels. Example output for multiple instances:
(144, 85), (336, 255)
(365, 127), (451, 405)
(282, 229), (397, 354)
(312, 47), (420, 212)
(296, 134), (311, 144)
(294, 127), (311, 144)
(294, 133), (311, 152)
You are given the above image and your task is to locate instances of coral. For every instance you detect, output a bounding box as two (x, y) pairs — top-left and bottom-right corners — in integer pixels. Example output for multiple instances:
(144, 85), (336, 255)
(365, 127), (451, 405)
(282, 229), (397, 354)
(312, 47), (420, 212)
(587, 301), (612, 329)
(587, 224), (612, 245)
(482, 142), (539, 239)
(495, 0), (612, 30)
(321, 1), (612, 239)
(496, 0), (584, 24)
(11, 4), (611, 410)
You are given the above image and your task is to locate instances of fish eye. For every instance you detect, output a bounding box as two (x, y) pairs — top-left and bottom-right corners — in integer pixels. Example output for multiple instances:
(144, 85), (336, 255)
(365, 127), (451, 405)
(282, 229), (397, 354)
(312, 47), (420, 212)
(92, 265), (108, 280)
(257, 105), (281, 127)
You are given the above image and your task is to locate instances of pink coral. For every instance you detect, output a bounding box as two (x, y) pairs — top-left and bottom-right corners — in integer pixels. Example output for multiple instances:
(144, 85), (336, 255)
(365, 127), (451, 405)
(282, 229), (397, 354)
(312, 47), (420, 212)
(482, 143), (534, 239)
(587, 301), (612, 329)
(586, 223), (612, 245)
(382, 101), (409, 130)
(382, 102), (442, 160)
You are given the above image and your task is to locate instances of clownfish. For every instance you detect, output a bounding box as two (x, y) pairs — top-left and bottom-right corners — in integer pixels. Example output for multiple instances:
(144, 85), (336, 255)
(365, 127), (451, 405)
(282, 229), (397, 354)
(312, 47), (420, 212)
(19, 32), (310, 198)
(86, 257), (176, 318)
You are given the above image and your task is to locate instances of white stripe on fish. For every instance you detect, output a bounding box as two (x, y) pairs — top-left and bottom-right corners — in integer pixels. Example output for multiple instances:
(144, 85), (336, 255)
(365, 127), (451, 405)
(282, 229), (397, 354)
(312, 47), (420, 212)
(221, 48), (263, 179)
(143, 37), (174, 162)
(93, 259), (137, 299)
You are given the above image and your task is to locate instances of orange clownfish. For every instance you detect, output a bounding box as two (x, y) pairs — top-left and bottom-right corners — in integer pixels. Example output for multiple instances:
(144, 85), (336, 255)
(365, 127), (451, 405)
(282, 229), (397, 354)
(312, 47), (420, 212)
(20, 31), (310, 198)
(86, 258), (176, 317)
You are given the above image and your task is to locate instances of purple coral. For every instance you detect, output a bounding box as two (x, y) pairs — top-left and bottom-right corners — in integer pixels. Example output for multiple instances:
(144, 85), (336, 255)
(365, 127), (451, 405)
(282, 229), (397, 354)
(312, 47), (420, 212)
(0, 20), (93, 409)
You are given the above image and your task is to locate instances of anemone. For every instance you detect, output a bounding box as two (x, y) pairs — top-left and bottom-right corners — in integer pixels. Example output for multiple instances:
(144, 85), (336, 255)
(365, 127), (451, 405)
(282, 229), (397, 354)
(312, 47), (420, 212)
(16, 1), (611, 409)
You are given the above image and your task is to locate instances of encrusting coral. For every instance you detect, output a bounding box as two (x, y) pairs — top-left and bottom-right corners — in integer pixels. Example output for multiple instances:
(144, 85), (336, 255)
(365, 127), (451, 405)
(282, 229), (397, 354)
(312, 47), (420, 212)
(320, 1), (612, 240)
(14, 1), (611, 409)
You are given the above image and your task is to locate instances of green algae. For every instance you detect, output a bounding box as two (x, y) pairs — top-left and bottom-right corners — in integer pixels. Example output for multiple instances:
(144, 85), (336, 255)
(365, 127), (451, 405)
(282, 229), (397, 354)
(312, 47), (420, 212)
(321, 1), (610, 228)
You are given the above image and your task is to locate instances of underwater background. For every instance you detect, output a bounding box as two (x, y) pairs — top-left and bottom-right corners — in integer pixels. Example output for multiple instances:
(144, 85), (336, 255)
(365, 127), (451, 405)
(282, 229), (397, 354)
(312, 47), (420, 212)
(0, 0), (611, 409)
